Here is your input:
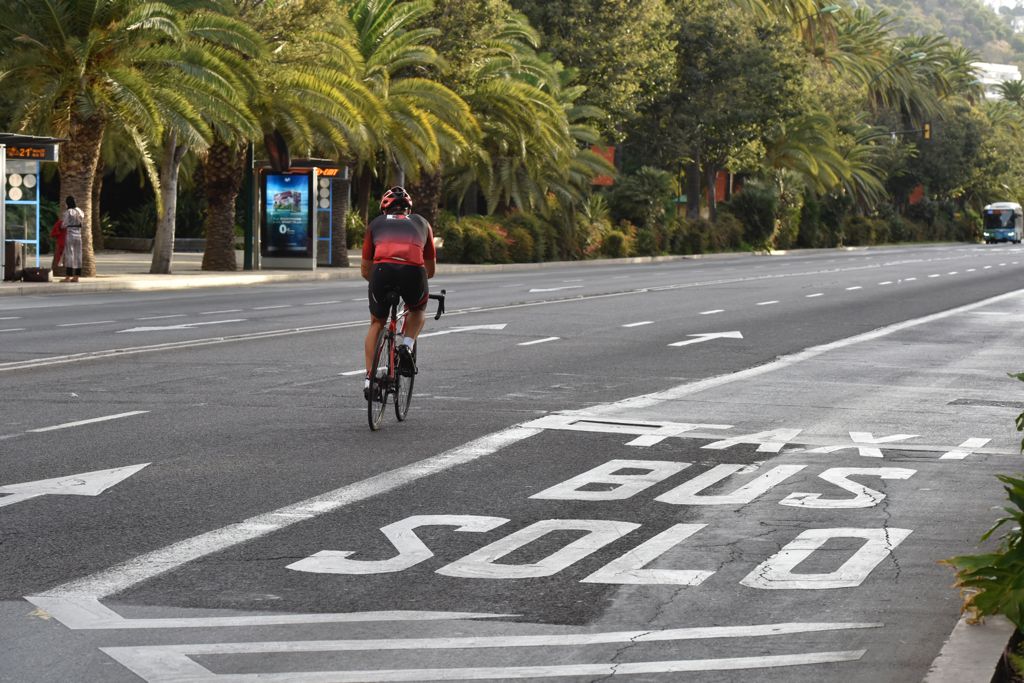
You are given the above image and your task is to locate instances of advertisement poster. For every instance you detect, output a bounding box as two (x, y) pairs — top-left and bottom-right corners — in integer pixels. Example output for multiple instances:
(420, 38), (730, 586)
(262, 172), (313, 257)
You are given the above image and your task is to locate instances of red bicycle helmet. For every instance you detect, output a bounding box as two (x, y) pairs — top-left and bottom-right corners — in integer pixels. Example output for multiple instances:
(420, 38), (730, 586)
(380, 186), (413, 213)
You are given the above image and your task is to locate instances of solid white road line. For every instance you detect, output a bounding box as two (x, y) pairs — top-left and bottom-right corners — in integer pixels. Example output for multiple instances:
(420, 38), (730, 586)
(340, 370), (366, 376)
(622, 321), (654, 327)
(100, 648), (868, 680)
(700, 309), (724, 315)
(0, 316), (22, 320)
(518, 337), (560, 346)
(136, 314), (186, 321)
(0, 328), (24, 333)
(57, 320), (115, 327)
(252, 305), (290, 310)
(28, 594), (512, 631)
(27, 411), (149, 433)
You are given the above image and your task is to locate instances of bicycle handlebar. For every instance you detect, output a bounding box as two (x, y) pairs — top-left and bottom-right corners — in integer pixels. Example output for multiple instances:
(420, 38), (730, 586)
(429, 289), (446, 320)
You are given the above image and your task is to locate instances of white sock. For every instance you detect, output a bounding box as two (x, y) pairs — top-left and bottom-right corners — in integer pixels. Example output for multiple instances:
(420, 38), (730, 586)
(403, 337), (415, 349)
(364, 377), (370, 389)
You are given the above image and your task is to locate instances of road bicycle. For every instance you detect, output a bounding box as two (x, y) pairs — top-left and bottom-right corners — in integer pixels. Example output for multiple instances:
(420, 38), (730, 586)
(367, 288), (445, 431)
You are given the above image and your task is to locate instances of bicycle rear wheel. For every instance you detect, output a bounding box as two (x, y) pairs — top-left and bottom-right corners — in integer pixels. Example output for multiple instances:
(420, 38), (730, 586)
(367, 329), (391, 431)
(394, 345), (416, 421)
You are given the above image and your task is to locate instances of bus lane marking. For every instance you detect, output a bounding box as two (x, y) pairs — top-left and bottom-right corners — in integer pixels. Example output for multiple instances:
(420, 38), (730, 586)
(26, 288), (1023, 644)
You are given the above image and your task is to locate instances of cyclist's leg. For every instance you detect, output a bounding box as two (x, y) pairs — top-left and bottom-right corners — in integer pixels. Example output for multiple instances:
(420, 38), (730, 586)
(364, 317), (385, 377)
(398, 265), (429, 345)
(366, 265), (396, 388)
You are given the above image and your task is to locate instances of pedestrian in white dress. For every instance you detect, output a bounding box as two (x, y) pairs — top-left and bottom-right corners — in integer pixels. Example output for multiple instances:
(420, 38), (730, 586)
(60, 196), (85, 282)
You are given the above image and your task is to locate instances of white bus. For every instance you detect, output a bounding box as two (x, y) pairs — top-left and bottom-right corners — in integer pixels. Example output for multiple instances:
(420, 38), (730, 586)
(982, 202), (1023, 244)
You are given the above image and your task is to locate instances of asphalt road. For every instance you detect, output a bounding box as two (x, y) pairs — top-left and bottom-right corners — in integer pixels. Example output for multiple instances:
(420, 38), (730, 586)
(0, 243), (1023, 682)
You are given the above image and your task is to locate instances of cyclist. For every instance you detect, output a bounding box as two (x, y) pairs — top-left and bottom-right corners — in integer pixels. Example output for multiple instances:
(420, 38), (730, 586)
(361, 186), (436, 399)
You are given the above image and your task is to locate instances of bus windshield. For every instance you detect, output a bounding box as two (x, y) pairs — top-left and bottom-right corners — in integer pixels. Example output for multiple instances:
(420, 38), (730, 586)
(983, 210), (1015, 229)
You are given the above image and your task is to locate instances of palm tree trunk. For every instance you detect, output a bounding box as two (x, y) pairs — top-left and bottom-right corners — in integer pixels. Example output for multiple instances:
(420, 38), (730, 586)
(202, 139), (245, 271)
(705, 164), (719, 223)
(58, 111), (105, 277)
(92, 156), (105, 251)
(406, 168), (442, 228)
(685, 159), (701, 221)
(151, 131), (187, 274)
(329, 172), (351, 267)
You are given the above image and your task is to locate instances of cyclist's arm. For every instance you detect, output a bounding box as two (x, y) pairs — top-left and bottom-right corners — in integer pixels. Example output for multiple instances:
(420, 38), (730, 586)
(361, 258), (372, 280)
(424, 259), (435, 278)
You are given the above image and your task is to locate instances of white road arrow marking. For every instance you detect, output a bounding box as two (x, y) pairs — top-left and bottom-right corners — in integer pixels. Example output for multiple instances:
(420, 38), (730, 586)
(0, 463), (149, 509)
(419, 324), (507, 339)
(529, 285), (583, 292)
(669, 331), (744, 347)
(117, 319), (246, 333)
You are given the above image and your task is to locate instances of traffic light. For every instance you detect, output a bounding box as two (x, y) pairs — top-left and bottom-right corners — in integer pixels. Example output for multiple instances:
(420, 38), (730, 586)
(922, 122), (932, 141)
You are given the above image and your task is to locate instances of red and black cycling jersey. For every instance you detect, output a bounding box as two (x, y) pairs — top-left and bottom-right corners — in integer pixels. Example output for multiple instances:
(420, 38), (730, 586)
(362, 213), (436, 267)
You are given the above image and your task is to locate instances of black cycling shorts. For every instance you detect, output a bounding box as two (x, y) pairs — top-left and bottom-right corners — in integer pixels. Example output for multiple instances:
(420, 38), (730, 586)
(368, 263), (429, 320)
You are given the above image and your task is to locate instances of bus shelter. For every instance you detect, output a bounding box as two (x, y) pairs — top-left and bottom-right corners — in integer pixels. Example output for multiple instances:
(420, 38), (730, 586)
(0, 133), (63, 279)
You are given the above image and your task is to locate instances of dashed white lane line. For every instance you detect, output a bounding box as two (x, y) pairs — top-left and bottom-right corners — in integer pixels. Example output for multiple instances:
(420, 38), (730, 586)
(28, 411), (149, 433)
(947, 271), (958, 275)
(966, 269), (976, 273)
(928, 274), (940, 278)
(0, 328), (24, 333)
(806, 293), (824, 298)
(304, 300), (341, 306)
(879, 281), (893, 285)
(518, 337), (560, 346)
(199, 309), (242, 315)
(350, 297), (365, 302)
(984, 266), (993, 269)
(700, 309), (724, 315)
(57, 321), (115, 327)
(999, 263), (1007, 266)
(622, 321), (654, 328)
(845, 286), (863, 291)
(0, 316), (21, 320)
(253, 305), (291, 310)
(136, 314), (186, 321)
(340, 369), (366, 376)
(756, 301), (779, 306)
(906, 277), (918, 281)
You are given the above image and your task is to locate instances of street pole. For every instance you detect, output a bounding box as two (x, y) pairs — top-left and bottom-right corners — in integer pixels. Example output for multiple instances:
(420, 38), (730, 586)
(243, 142), (254, 271)
(0, 145), (6, 280)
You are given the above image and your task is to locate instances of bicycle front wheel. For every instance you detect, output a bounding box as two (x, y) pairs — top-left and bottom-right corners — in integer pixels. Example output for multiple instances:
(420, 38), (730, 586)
(394, 345), (416, 421)
(367, 329), (391, 431)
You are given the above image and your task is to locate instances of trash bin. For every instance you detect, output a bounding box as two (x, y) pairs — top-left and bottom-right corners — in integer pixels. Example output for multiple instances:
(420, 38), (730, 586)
(3, 241), (25, 281)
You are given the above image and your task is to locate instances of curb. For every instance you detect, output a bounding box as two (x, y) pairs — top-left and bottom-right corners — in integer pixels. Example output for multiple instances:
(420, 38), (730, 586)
(924, 614), (1015, 682)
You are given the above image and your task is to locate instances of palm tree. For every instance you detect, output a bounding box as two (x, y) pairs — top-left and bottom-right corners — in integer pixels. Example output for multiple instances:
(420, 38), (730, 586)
(149, 10), (264, 273)
(199, 0), (382, 270)
(0, 0), (205, 276)
(342, 0), (480, 222)
(995, 79), (1024, 106)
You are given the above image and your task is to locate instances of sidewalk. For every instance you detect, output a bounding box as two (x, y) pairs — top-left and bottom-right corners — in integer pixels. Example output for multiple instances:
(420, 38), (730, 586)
(0, 249), (711, 297)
